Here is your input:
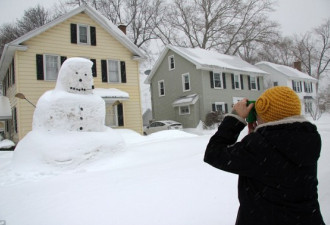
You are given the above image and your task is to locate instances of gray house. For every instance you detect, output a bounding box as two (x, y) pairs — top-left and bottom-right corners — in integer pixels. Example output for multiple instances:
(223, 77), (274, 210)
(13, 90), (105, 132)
(145, 45), (268, 128)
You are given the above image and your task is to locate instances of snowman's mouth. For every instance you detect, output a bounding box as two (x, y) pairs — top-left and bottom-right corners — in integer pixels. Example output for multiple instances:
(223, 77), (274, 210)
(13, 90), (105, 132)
(69, 85), (94, 92)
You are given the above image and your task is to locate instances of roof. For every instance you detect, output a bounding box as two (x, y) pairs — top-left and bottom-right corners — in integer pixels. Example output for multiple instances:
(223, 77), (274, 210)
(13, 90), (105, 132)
(0, 96), (12, 120)
(255, 61), (317, 82)
(145, 45), (267, 84)
(0, 5), (146, 81)
(172, 94), (199, 107)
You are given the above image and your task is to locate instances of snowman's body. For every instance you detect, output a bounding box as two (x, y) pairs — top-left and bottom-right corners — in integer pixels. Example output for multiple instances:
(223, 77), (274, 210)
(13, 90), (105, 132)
(12, 58), (124, 171)
(33, 58), (105, 132)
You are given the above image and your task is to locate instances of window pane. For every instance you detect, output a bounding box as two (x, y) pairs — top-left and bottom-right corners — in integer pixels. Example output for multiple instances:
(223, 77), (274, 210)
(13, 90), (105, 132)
(108, 60), (120, 82)
(250, 77), (256, 89)
(79, 26), (88, 43)
(45, 55), (59, 80)
(214, 73), (221, 88)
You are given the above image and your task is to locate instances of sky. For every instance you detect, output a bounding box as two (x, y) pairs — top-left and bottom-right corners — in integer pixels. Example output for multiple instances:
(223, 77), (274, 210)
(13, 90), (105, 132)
(0, 0), (329, 36)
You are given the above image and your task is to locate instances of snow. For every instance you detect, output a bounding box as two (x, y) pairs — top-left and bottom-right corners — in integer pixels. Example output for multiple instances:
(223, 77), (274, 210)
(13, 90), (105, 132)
(255, 61), (318, 81)
(0, 139), (15, 149)
(0, 114), (329, 225)
(169, 45), (267, 74)
(93, 88), (129, 99)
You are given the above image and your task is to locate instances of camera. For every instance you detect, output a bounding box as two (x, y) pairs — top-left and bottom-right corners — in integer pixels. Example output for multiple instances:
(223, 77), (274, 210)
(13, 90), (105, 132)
(246, 100), (257, 122)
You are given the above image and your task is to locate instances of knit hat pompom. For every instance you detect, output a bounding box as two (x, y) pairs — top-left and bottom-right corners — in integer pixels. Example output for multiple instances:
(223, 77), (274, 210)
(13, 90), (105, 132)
(255, 86), (301, 122)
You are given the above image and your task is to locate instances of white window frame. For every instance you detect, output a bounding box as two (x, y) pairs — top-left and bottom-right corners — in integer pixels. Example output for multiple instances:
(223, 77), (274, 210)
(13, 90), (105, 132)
(179, 105), (190, 115)
(234, 74), (241, 90)
(107, 59), (121, 83)
(213, 72), (223, 89)
(106, 104), (119, 127)
(158, 80), (165, 96)
(78, 24), (90, 45)
(214, 102), (225, 113)
(305, 82), (312, 93)
(182, 73), (191, 92)
(44, 54), (60, 81)
(293, 80), (302, 93)
(168, 55), (175, 70)
(250, 76), (257, 90)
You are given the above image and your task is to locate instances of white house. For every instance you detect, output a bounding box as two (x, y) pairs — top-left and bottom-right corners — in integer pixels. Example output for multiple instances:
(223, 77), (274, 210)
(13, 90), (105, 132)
(255, 61), (318, 114)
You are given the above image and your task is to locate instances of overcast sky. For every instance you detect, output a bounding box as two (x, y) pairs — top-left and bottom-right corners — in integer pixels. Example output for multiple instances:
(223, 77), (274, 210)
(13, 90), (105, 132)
(0, 0), (329, 36)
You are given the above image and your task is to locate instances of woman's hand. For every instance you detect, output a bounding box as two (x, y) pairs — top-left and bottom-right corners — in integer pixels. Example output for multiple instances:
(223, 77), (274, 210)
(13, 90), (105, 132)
(233, 98), (254, 119)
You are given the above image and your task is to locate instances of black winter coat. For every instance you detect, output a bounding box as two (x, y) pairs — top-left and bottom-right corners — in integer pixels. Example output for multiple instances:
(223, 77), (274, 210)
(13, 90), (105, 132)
(204, 115), (325, 225)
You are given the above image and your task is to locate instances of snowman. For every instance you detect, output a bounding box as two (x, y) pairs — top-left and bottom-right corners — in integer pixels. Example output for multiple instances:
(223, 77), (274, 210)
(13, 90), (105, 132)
(12, 58), (124, 172)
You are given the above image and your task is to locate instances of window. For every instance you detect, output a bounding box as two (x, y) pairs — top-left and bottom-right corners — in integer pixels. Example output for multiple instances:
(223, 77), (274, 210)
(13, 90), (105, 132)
(273, 81), (278, 87)
(249, 76), (257, 90)
(213, 72), (222, 88)
(182, 73), (190, 92)
(108, 60), (120, 83)
(234, 74), (241, 89)
(106, 103), (124, 127)
(44, 54), (60, 81)
(168, 55), (175, 70)
(158, 80), (165, 96)
(214, 102), (225, 113)
(304, 100), (313, 113)
(305, 82), (313, 93)
(292, 81), (302, 93)
(78, 24), (89, 44)
(179, 106), (190, 115)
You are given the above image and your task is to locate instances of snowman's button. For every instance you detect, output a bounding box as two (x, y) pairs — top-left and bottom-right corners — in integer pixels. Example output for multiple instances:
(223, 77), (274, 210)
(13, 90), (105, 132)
(80, 107), (83, 111)
(80, 117), (83, 120)
(80, 127), (83, 130)
(79, 79), (82, 82)
(76, 72), (78, 74)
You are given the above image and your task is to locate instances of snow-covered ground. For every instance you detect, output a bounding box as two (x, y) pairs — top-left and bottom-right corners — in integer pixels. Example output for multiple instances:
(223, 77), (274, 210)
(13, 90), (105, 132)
(0, 114), (329, 225)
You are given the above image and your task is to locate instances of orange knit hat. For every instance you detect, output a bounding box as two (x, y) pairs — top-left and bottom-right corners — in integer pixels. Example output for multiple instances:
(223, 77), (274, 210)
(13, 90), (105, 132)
(255, 86), (301, 122)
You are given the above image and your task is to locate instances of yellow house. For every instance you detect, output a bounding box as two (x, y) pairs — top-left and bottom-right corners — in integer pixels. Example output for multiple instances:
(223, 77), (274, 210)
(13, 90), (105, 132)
(0, 5), (146, 143)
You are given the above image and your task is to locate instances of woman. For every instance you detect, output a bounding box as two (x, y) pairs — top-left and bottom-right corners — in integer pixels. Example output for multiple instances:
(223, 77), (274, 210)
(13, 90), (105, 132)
(204, 86), (325, 225)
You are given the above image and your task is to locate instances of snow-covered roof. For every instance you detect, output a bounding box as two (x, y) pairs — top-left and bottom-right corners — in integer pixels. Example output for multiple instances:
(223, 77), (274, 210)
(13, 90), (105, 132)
(172, 94), (199, 107)
(145, 45), (267, 84)
(93, 88), (129, 100)
(255, 61), (317, 82)
(0, 96), (11, 120)
(0, 5), (146, 81)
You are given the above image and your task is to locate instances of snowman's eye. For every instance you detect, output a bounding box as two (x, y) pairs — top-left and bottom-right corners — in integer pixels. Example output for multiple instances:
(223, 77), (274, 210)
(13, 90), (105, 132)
(85, 74), (87, 76)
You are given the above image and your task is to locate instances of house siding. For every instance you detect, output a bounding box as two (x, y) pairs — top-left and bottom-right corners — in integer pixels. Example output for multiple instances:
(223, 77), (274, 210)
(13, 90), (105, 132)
(12, 13), (143, 140)
(150, 49), (264, 128)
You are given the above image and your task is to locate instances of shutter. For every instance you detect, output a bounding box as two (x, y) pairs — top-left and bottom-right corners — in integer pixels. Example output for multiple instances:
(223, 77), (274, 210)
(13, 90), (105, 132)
(90, 26), (96, 46)
(222, 73), (226, 89)
(304, 82), (307, 92)
(257, 77), (260, 90)
(210, 71), (214, 88)
(60, 56), (67, 65)
(292, 80), (295, 90)
(240, 75), (244, 90)
(70, 24), (77, 44)
(101, 60), (108, 82)
(36, 54), (44, 80)
(299, 81), (302, 92)
(248, 76), (251, 90)
(231, 74), (235, 89)
(212, 104), (216, 112)
(13, 107), (17, 133)
(225, 103), (228, 113)
(117, 103), (124, 126)
(91, 59), (97, 77)
(12, 58), (15, 84)
(120, 61), (127, 83)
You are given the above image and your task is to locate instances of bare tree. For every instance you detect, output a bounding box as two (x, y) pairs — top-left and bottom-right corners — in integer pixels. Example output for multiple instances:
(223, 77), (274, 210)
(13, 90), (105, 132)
(154, 0), (279, 57)
(16, 5), (51, 34)
(0, 23), (22, 50)
(291, 19), (330, 92)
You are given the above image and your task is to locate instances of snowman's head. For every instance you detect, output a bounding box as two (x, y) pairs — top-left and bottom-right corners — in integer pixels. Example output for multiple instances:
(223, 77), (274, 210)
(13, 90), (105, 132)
(55, 57), (94, 94)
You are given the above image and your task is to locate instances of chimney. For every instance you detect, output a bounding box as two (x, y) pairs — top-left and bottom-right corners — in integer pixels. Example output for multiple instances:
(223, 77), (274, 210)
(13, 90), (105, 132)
(118, 24), (127, 35)
(293, 61), (302, 71)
